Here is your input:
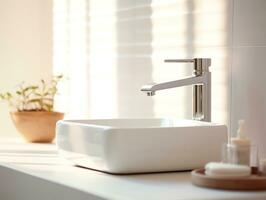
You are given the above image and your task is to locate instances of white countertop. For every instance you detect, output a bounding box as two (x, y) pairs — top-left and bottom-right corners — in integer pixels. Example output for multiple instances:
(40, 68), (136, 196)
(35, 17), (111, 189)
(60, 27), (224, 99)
(0, 138), (266, 200)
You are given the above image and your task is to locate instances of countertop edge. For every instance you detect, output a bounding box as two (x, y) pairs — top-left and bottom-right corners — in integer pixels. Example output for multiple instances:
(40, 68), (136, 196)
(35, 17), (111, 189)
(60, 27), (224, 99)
(0, 164), (106, 200)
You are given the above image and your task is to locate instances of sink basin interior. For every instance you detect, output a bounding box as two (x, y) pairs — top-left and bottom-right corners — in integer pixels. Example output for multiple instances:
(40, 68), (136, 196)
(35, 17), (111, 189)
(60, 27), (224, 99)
(62, 118), (218, 129)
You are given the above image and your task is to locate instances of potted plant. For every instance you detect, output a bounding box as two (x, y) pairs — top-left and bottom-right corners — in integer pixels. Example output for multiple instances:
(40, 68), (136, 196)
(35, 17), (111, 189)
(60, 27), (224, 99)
(0, 75), (64, 143)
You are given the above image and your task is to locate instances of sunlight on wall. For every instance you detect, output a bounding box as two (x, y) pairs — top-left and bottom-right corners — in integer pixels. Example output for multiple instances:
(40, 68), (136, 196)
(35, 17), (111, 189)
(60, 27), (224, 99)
(53, 0), (89, 118)
(89, 0), (118, 118)
(193, 0), (230, 125)
(53, 0), (230, 124)
(151, 0), (192, 119)
(53, 0), (118, 118)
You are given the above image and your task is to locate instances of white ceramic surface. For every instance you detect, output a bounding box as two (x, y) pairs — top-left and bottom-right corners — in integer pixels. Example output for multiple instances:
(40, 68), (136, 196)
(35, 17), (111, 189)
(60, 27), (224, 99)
(56, 119), (227, 174)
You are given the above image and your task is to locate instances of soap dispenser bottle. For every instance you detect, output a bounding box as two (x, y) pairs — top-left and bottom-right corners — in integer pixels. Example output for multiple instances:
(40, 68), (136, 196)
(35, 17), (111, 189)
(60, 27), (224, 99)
(230, 120), (251, 165)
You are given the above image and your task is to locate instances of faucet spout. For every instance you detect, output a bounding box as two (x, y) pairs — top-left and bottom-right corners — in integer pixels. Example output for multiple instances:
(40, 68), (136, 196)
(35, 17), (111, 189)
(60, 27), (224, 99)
(141, 75), (206, 95)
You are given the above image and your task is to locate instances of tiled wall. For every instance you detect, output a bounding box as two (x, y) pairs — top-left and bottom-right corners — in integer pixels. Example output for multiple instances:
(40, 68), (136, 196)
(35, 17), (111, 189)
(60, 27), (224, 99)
(231, 0), (266, 157)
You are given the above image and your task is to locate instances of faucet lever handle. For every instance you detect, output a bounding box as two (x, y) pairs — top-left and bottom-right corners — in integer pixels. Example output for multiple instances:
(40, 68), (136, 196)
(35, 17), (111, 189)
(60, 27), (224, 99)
(164, 59), (194, 63)
(164, 58), (211, 73)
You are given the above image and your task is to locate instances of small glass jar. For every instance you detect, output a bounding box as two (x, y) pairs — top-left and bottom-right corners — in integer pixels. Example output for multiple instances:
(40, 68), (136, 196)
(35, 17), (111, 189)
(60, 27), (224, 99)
(222, 143), (258, 167)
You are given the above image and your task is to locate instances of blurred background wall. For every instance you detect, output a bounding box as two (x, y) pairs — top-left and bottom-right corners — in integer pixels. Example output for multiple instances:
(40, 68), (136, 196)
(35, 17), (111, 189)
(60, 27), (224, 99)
(0, 0), (53, 137)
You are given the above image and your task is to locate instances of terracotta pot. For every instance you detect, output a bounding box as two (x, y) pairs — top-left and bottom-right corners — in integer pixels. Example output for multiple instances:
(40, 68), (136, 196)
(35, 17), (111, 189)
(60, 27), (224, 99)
(10, 111), (64, 143)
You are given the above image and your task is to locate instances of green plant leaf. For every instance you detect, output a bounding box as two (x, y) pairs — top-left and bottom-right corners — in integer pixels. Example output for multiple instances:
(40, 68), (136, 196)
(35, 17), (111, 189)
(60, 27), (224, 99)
(16, 91), (22, 95)
(28, 98), (42, 103)
(53, 74), (63, 80)
(33, 92), (42, 97)
(42, 98), (53, 102)
(22, 86), (33, 94)
(30, 86), (39, 90)
(43, 103), (53, 111)
(43, 92), (50, 96)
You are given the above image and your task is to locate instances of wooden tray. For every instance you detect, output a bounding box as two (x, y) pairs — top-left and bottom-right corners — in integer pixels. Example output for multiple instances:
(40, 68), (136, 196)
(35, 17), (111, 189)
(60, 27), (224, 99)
(191, 169), (266, 190)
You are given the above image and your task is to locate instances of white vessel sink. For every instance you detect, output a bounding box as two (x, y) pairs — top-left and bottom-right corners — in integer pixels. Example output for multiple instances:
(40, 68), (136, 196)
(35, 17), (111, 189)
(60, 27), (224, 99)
(56, 119), (227, 174)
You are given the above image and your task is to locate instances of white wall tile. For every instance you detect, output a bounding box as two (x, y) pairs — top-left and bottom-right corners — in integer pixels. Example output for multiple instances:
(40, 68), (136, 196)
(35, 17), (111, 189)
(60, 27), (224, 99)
(231, 47), (266, 157)
(233, 0), (266, 46)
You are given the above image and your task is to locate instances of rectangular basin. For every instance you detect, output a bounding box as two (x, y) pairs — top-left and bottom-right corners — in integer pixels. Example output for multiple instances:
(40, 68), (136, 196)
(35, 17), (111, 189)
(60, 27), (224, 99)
(56, 119), (227, 174)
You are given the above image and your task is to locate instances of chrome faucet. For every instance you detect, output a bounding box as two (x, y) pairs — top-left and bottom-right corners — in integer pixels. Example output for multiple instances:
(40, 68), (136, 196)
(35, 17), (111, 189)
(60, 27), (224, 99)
(141, 58), (211, 122)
